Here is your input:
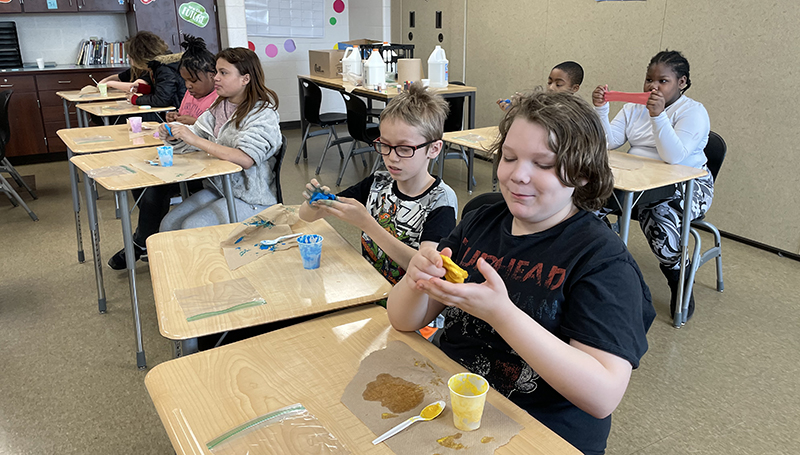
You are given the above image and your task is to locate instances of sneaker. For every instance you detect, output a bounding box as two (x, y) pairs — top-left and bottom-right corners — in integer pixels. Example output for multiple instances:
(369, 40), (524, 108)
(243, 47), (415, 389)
(108, 245), (147, 270)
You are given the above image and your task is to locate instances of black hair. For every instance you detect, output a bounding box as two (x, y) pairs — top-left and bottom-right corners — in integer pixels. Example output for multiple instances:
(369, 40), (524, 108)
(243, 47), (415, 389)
(649, 50), (691, 93)
(179, 34), (216, 80)
(553, 61), (584, 86)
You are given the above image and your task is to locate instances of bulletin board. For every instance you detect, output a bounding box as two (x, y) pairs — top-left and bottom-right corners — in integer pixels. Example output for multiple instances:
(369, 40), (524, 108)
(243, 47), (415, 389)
(245, 0), (325, 38)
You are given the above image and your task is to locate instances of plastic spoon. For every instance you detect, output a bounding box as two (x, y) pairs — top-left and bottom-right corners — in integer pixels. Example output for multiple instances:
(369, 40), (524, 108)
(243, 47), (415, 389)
(372, 400), (446, 445)
(259, 233), (303, 248)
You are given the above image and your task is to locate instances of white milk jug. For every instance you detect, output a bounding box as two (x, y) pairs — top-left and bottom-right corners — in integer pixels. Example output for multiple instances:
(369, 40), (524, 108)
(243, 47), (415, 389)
(341, 45), (362, 84)
(364, 48), (385, 90)
(427, 45), (448, 88)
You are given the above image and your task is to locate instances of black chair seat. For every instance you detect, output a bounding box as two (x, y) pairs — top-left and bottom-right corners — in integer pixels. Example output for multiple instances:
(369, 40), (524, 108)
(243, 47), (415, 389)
(318, 112), (348, 126)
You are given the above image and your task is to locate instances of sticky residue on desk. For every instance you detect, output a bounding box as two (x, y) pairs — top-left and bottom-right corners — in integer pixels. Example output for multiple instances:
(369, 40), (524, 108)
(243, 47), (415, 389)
(437, 433), (466, 450)
(381, 412), (398, 419)
(362, 373), (424, 413)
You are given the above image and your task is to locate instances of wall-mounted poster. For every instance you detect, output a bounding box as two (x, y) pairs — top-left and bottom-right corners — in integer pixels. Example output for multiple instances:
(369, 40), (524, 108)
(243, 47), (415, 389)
(246, 0), (325, 38)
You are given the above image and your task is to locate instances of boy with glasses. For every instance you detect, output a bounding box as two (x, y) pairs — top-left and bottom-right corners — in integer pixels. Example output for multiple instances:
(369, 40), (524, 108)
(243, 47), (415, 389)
(299, 83), (458, 288)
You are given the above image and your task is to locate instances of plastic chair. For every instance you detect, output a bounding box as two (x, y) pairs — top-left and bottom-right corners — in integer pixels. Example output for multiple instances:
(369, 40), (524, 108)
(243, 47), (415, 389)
(685, 131), (727, 299)
(337, 92), (380, 186)
(462, 191), (504, 220)
(0, 89), (38, 221)
(294, 79), (352, 174)
(273, 134), (288, 204)
(432, 81), (476, 190)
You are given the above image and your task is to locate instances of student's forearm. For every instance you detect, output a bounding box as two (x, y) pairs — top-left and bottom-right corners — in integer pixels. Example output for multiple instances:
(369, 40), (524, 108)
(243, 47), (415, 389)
(491, 306), (632, 419)
(387, 275), (444, 331)
(192, 138), (255, 169)
(99, 74), (120, 84)
(360, 218), (417, 270)
(106, 81), (132, 91)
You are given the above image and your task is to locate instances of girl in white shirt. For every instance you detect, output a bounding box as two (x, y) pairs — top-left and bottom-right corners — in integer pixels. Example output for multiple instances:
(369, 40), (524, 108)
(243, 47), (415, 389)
(593, 50), (714, 320)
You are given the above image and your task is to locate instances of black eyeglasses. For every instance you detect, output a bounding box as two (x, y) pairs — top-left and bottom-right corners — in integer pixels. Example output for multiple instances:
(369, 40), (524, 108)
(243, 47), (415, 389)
(372, 139), (439, 158)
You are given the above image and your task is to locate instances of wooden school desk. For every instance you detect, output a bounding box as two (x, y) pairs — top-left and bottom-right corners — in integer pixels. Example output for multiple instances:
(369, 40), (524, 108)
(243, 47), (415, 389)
(70, 147), (242, 369)
(145, 305), (580, 455)
(443, 126), (707, 327)
(58, 123), (163, 264)
(76, 100), (174, 126)
(442, 126), (500, 193)
(56, 89), (128, 128)
(146, 215), (393, 356)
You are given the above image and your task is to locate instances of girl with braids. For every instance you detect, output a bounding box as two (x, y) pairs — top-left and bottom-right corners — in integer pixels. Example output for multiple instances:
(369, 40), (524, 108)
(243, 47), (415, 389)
(158, 47), (282, 231)
(593, 50), (712, 320)
(167, 35), (218, 125)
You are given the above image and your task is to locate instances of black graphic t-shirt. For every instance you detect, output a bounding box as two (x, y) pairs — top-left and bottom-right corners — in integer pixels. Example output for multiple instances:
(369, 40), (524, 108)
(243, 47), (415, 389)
(438, 202), (655, 455)
(339, 171), (458, 284)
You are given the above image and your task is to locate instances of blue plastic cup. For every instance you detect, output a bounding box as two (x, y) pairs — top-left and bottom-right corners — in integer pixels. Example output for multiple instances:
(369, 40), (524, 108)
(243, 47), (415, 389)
(157, 145), (173, 167)
(297, 234), (323, 269)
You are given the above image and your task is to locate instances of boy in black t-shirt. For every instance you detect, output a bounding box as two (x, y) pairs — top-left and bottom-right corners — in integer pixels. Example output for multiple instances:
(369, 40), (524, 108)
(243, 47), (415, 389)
(387, 90), (656, 454)
(299, 84), (458, 288)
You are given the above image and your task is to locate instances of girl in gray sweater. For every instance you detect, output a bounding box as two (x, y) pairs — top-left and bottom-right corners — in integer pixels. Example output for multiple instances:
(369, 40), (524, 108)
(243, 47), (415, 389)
(159, 47), (282, 230)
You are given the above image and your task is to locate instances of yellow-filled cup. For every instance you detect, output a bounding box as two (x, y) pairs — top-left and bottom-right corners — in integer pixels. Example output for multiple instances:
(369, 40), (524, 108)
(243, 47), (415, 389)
(448, 372), (489, 431)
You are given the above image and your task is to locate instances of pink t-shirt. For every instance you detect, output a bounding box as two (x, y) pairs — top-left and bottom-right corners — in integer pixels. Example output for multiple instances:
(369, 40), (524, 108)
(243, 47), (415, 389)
(178, 90), (218, 120)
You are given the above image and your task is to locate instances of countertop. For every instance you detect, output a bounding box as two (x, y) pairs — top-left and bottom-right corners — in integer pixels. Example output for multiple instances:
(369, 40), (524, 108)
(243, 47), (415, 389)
(0, 64), (128, 74)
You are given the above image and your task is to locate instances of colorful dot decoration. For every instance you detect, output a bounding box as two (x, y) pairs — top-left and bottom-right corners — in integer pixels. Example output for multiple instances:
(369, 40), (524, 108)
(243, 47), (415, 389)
(329, 17), (337, 25)
(259, 0), (343, 58)
(283, 39), (296, 52)
(333, 0), (345, 13)
(265, 44), (278, 58)
(247, 41), (255, 51)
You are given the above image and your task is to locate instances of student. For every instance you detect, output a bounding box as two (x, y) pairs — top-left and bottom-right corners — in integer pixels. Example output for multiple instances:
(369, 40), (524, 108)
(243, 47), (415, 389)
(106, 35), (216, 269)
(592, 50), (712, 320)
(497, 61), (584, 111)
(99, 31), (185, 109)
(166, 35), (218, 125)
(387, 90), (655, 455)
(158, 47), (282, 231)
(299, 83), (458, 286)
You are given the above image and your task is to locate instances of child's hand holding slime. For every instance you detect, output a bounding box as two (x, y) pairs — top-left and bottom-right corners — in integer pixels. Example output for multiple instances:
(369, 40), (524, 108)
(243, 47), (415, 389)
(441, 255), (468, 283)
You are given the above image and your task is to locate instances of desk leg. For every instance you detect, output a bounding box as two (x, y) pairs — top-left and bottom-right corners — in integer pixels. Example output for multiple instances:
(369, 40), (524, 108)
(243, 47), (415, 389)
(673, 179), (695, 328)
(222, 175), (238, 223)
(76, 106), (84, 128)
(618, 191), (634, 246)
(173, 339), (199, 358)
(68, 148), (85, 263)
(63, 99), (72, 129)
(467, 146), (475, 194)
(298, 78), (309, 160)
(179, 182), (189, 201)
(103, 116), (110, 126)
(118, 191), (147, 369)
(114, 193), (121, 219)
(82, 172), (106, 313)
(468, 92), (476, 129)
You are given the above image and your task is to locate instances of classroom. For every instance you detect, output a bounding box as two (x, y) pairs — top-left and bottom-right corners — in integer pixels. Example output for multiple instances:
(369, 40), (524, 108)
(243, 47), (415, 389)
(1, 0), (799, 454)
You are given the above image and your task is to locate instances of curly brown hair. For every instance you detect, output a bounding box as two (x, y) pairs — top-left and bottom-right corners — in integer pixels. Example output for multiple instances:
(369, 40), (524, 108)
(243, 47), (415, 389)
(491, 89), (614, 211)
(124, 31), (170, 79)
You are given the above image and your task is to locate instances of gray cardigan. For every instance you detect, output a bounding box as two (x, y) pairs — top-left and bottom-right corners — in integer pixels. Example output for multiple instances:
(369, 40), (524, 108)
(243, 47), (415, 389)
(168, 101), (281, 207)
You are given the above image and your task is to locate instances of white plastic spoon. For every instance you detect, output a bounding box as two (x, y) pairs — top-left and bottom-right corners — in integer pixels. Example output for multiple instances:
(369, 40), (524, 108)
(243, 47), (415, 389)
(259, 233), (303, 248)
(372, 400), (446, 445)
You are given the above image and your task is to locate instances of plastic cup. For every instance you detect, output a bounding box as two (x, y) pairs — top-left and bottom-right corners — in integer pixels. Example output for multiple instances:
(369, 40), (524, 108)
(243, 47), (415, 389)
(128, 116), (142, 133)
(97, 83), (108, 97)
(157, 145), (173, 167)
(36, 58), (44, 69)
(297, 234), (323, 269)
(448, 372), (489, 431)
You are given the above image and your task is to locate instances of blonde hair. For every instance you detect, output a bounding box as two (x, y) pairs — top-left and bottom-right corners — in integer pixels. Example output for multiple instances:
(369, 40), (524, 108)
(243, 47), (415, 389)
(124, 31), (169, 79)
(492, 89), (614, 211)
(379, 83), (449, 142)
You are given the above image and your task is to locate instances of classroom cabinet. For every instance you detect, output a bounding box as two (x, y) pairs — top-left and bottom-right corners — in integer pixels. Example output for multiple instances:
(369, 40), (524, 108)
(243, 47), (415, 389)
(18, 0), (78, 13)
(1, 0), (128, 14)
(127, 0), (219, 54)
(77, 0), (128, 12)
(0, 0), (23, 13)
(1, 76), (46, 157)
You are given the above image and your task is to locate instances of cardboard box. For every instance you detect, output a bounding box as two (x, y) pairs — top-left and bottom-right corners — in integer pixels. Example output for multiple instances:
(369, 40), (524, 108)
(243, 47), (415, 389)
(338, 39), (382, 49)
(308, 49), (345, 77)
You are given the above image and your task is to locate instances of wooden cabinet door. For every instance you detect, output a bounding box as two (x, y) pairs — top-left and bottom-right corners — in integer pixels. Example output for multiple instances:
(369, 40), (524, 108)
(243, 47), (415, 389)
(22, 0), (78, 13)
(129, 0), (181, 53)
(6, 91), (47, 157)
(0, 0), (23, 13)
(78, 0), (128, 12)
(175, 0), (219, 54)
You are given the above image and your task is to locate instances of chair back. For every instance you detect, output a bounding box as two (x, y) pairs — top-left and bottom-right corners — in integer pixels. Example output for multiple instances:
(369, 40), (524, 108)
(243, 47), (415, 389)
(300, 80), (324, 125)
(442, 81), (466, 133)
(341, 92), (379, 143)
(704, 131), (727, 180)
(273, 134), (288, 204)
(0, 89), (13, 158)
(462, 192), (504, 219)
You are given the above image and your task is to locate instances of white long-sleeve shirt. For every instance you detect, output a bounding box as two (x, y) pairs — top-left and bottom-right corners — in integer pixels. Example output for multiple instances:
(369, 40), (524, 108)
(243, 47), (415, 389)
(595, 95), (710, 169)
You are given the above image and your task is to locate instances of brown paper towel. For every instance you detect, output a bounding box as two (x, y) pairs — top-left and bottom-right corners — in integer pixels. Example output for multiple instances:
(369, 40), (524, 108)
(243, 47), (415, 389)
(341, 340), (522, 455)
(397, 58), (422, 83)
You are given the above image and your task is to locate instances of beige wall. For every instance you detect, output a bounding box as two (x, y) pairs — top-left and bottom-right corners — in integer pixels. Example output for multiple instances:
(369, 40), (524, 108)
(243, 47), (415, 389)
(460, 0), (800, 253)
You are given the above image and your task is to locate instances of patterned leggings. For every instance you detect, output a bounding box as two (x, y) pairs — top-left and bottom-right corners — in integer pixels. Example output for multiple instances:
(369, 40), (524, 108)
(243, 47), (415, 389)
(637, 167), (715, 270)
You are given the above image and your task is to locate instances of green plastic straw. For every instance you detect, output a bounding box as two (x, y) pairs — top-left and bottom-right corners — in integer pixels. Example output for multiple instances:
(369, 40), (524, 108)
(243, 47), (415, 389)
(207, 404), (305, 450)
(185, 299), (266, 322)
